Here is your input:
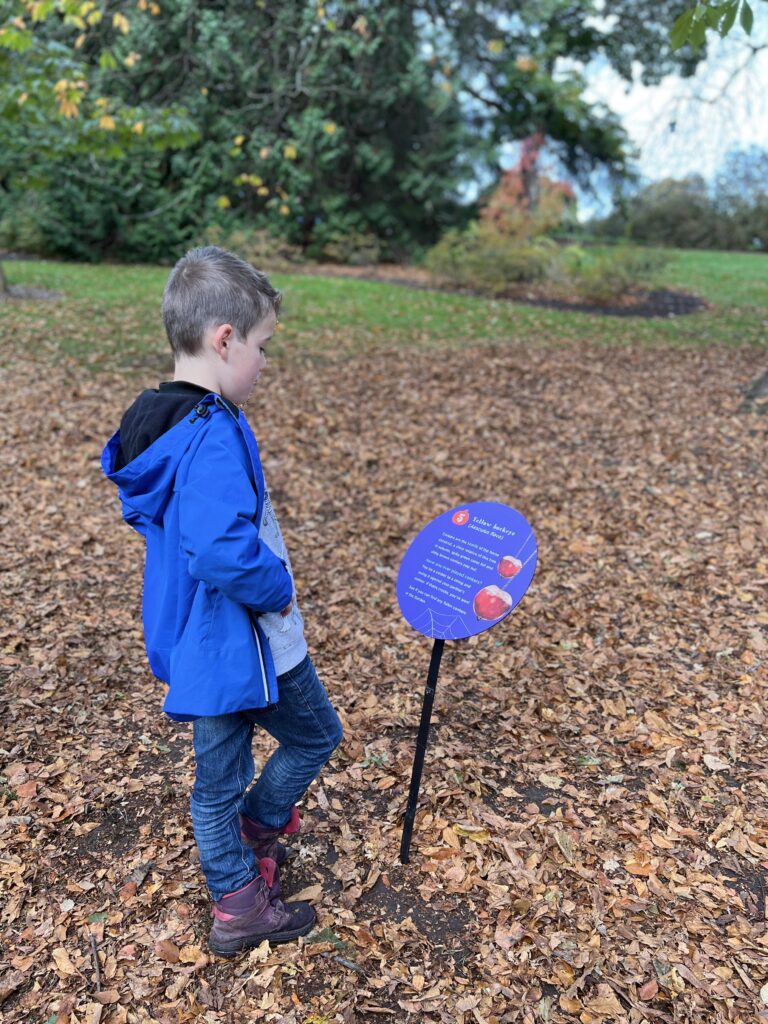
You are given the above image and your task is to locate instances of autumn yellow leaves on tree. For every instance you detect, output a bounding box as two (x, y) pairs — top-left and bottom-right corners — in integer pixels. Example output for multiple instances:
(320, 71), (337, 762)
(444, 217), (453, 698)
(1, 1), (194, 151)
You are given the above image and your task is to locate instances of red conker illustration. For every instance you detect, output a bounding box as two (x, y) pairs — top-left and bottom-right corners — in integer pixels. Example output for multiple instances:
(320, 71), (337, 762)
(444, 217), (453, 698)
(498, 555), (522, 578)
(473, 585), (513, 620)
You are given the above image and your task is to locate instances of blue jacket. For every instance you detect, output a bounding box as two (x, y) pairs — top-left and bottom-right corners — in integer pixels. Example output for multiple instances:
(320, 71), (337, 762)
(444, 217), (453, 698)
(101, 393), (294, 721)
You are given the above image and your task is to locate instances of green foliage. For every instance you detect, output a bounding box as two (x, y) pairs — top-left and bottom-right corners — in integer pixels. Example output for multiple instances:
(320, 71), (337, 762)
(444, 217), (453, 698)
(317, 230), (382, 266)
(670, 1), (761, 51)
(200, 224), (303, 271)
(712, 146), (768, 250)
(0, 5), (197, 156)
(627, 177), (719, 250)
(0, 143), (204, 262)
(593, 150), (768, 252)
(425, 223), (669, 302)
(3, 0), (471, 262)
(421, 0), (701, 184)
(0, 0), (197, 276)
(2, 1), (717, 266)
(0, 192), (48, 253)
(425, 149), (669, 304)
(559, 246), (670, 303)
(491, 61), (631, 185)
(424, 223), (556, 294)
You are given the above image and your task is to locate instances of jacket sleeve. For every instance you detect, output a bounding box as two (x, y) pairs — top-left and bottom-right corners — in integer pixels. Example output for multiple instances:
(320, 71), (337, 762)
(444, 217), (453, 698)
(177, 434), (293, 614)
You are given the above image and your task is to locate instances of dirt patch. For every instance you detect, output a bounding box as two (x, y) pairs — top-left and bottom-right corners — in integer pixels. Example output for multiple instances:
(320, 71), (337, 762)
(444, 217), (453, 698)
(717, 853), (767, 923)
(64, 778), (170, 865)
(739, 368), (768, 414)
(359, 865), (474, 947)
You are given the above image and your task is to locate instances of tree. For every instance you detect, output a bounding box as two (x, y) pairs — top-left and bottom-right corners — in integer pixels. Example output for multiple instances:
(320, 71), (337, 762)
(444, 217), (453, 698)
(0, 0), (196, 285)
(2, 1), (720, 264)
(480, 132), (577, 240)
(713, 146), (768, 249)
(3, 0), (472, 261)
(419, 1), (702, 188)
(590, 147), (768, 251)
(626, 177), (719, 248)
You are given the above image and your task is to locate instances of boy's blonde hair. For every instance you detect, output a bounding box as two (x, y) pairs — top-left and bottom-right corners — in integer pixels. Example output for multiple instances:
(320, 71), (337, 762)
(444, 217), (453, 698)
(162, 246), (281, 359)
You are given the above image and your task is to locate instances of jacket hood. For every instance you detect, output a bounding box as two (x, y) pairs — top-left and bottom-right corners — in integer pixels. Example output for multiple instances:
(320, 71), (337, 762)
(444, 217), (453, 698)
(101, 393), (220, 531)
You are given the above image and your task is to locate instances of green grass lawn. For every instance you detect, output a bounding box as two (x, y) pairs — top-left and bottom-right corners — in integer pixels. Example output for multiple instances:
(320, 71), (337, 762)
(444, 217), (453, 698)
(1, 248), (765, 372)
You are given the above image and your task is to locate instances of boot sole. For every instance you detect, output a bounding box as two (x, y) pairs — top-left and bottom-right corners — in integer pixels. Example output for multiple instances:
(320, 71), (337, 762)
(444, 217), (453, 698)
(209, 914), (315, 957)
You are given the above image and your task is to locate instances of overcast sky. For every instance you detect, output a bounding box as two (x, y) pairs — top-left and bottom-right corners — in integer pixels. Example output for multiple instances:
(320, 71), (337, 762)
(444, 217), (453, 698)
(577, 10), (768, 214)
(585, 14), (768, 180)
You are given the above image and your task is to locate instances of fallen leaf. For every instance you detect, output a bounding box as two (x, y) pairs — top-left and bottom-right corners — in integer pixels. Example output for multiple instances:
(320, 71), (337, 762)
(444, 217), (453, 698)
(92, 990), (120, 1005)
(119, 881), (137, 902)
(538, 773), (564, 790)
(289, 883), (323, 902)
(494, 921), (524, 949)
(639, 979), (658, 1000)
(52, 947), (79, 976)
(0, 970), (25, 1006)
(650, 832), (676, 849)
(4, 261), (768, 1024)
(555, 829), (576, 863)
(703, 754), (730, 773)
(585, 983), (623, 1016)
(452, 823), (492, 842)
(155, 939), (180, 963)
(82, 1004), (103, 1024)
(178, 944), (205, 964)
(456, 994), (480, 1012)
(654, 962), (685, 996)
(421, 846), (456, 859)
(248, 940), (271, 964)
(624, 852), (654, 876)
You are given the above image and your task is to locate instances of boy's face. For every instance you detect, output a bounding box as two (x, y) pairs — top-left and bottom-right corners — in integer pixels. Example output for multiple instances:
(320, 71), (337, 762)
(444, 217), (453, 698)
(220, 310), (276, 407)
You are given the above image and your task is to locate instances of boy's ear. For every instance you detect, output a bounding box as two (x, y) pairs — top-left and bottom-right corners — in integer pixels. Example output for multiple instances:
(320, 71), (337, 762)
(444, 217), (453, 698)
(211, 323), (234, 358)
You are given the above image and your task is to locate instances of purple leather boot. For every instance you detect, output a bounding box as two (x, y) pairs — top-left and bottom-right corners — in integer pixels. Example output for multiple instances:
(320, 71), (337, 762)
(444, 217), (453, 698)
(240, 805), (302, 866)
(209, 857), (315, 957)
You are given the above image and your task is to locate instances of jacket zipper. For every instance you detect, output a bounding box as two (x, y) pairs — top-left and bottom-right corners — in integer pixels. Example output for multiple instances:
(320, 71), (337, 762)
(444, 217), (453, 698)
(251, 617), (270, 705)
(206, 397), (271, 706)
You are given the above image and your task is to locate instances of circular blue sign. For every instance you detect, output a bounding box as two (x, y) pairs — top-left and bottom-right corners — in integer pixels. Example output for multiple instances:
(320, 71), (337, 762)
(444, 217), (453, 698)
(397, 502), (537, 640)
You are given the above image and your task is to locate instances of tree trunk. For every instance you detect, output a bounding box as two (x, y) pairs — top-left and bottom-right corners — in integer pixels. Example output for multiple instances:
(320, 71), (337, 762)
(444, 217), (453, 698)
(0, 261), (8, 295)
(739, 368), (768, 413)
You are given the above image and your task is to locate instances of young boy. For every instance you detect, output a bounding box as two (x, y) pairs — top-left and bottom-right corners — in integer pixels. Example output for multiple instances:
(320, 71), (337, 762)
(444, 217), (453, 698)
(101, 246), (343, 957)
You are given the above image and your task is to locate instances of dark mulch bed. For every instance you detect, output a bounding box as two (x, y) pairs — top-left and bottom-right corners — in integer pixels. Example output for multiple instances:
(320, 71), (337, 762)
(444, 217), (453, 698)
(297, 263), (709, 319)
(512, 287), (708, 318)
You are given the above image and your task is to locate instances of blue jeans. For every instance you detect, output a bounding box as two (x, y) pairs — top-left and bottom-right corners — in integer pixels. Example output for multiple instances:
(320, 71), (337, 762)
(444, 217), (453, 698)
(189, 654), (343, 901)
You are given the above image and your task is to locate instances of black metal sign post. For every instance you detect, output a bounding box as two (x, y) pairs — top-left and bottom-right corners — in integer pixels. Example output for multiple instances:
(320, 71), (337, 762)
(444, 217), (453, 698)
(399, 638), (445, 865)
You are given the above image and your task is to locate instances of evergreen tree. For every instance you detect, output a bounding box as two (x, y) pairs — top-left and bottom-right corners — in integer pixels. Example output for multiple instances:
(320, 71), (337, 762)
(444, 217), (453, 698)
(0, 0), (196, 275)
(9, 0), (472, 261)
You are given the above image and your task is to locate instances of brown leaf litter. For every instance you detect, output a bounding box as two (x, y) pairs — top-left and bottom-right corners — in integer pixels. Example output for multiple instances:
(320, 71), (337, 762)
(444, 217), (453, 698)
(1, 334), (767, 1023)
